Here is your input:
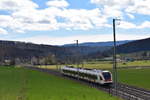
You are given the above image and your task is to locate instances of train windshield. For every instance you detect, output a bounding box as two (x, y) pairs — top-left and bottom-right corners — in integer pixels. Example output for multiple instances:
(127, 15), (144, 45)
(102, 72), (111, 80)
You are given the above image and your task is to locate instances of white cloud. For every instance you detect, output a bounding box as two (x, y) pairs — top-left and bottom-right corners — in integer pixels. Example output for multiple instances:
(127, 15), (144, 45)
(90, 0), (150, 30)
(91, 0), (134, 18)
(11, 7), (59, 32)
(126, 0), (150, 15)
(0, 0), (109, 32)
(0, 0), (149, 35)
(91, 0), (150, 17)
(46, 0), (69, 8)
(126, 13), (135, 19)
(14, 33), (150, 45)
(57, 8), (107, 30)
(117, 21), (150, 29)
(0, 28), (8, 34)
(102, 6), (123, 18)
(118, 21), (136, 29)
(138, 21), (150, 29)
(0, 15), (13, 28)
(0, 0), (38, 11)
(91, 0), (134, 8)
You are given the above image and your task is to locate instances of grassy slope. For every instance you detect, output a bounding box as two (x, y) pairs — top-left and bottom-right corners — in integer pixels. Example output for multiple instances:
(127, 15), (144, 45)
(118, 68), (150, 90)
(0, 66), (119, 100)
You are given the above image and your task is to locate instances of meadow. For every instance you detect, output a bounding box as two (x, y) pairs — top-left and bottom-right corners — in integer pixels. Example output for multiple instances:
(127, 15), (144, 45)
(0, 66), (119, 100)
(38, 60), (150, 69)
(37, 60), (150, 90)
(74, 60), (150, 69)
(118, 68), (150, 90)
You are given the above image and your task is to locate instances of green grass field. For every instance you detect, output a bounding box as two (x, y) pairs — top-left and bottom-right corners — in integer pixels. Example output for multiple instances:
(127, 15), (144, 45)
(118, 68), (150, 90)
(80, 60), (150, 69)
(0, 66), (119, 100)
(38, 60), (150, 70)
(37, 60), (150, 90)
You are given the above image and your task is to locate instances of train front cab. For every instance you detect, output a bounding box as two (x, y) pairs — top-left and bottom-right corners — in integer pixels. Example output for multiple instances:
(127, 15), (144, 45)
(98, 71), (112, 85)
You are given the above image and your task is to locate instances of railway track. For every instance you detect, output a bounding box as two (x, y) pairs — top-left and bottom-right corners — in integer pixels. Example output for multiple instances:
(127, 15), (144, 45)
(116, 83), (150, 100)
(118, 66), (150, 70)
(26, 66), (150, 100)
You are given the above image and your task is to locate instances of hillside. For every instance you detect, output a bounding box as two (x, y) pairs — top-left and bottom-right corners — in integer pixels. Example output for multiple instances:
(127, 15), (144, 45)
(1, 39), (120, 64)
(0, 40), (69, 64)
(117, 37), (150, 53)
(0, 40), (109, 64)
(1, 38), (148, 65)
(87, 37), (150, 59)
(63, 40), (132, 47)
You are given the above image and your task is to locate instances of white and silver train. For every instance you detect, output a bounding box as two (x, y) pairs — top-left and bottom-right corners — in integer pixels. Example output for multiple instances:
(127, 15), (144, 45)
(61, 66), (113, 85)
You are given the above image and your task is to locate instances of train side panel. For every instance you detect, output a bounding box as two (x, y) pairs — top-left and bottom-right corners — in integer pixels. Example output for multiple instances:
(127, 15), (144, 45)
(61, 66), (113, 85)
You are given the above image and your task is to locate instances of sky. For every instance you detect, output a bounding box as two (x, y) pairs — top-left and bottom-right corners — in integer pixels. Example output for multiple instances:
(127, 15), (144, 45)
(0, 0), (150, 45)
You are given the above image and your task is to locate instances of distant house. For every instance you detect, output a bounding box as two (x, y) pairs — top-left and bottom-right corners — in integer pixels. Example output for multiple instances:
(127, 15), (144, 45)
(103, 57), (122, 62)
(124, 58), (134, 62)
(31, 57), (39, 65)
(4, 59), (12, 65)
(103, 57), (113, 61)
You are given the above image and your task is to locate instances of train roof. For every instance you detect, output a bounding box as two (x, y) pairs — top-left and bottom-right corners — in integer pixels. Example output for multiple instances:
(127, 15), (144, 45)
(62, 66), (110, 75)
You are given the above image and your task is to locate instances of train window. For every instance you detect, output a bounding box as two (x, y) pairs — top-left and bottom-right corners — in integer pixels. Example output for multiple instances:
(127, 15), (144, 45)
(63, 69), (77, 75)
(87, 74), (97, 80)
(102, 72), (111, 80)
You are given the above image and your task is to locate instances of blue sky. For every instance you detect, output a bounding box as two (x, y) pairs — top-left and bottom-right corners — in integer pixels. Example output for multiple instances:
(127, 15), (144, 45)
(0, 0), (149, 45)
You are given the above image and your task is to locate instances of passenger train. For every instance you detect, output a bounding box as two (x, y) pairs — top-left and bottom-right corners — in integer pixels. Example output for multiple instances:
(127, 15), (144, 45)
(61, 66), (113, 85)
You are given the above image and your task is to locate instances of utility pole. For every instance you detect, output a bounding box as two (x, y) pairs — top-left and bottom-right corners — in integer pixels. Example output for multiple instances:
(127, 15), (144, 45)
(75, 40), (79, 67)
(75, 40), (79, 80)
(113, 18), (120, 96)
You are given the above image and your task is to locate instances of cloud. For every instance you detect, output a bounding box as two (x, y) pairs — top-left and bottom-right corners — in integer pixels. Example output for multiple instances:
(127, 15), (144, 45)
(91, 0), (150, 17)
(11, 7), (106, 31)
(126, 13), (135, 19)
(0, 0), (109, 32)
(0, 0), (149, 35)
(0, 28), (8, 34)
(102, 6), (123, 18)
(138, 21), (150, 29)
(118, 21), (136, 29)
(46, 0), (69, 8)
(91, 0), (132, 7)
(11, 8), (59, 32)
(91, 0), (133, 18)
(0, 0), (38, 11)
(14, 33), (150, 45)
(56, 8), (109, 30)
(125, 0), (150, 15)
(0, 15), (13, 28)
(117, 21), (150, 29)
(90, 0), (150, 30)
